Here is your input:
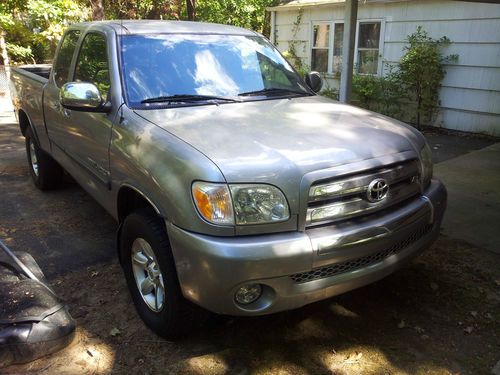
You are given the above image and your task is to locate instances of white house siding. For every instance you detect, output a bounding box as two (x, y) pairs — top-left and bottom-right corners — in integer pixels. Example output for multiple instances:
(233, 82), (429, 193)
(270, 0), (500, 136)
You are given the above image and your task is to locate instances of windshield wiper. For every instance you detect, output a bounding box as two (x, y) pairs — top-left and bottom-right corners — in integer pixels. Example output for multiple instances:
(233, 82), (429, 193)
(238, 88), (309, 97)
(141, 94), (240, 104)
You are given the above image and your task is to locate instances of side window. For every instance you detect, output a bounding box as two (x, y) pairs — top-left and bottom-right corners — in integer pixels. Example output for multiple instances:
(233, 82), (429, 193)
(74, 33), (111, 101)
(53, 30), (81, 87)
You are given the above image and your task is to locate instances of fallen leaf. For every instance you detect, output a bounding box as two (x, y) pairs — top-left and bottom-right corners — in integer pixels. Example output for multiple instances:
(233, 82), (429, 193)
(464, 326), (474, 334)
(109, 327), (121, 337)
(470, 311), (478, 318)
(414, 326), (425, 333)
(398, 320), (406, 329)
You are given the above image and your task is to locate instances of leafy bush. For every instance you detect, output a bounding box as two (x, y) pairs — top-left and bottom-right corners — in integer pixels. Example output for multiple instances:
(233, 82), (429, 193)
(352, 73), (406, 119)
(1, 0), (90, 64)
(6, 43), (34, 64)
(395, 26), (458, 128)
(350, 26), (457, 128)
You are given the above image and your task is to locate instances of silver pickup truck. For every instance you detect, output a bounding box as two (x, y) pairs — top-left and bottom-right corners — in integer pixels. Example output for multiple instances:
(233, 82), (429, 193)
(10, 20), (446, 338)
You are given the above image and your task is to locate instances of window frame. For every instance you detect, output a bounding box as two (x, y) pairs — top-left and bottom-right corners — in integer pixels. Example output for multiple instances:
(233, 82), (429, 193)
(310, 21), (333, 74)
(52, 29), (82, 88)
(354, 19), (385, 76)
(72, 30), (111, 101)
(309, 18), (385, 76)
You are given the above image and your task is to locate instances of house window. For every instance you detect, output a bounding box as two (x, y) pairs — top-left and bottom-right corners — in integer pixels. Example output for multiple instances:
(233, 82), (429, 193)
(309, 20), (382, 75)
(357, 22), (381, 74)
(311, 23), (330, 72)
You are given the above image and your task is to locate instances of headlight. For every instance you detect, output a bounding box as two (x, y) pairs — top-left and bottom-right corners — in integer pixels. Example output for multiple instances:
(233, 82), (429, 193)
(420, 143), (433, 188)
(192, 182), (290, 226)
(230, 184), (290, 225)
(192, 182), (234, 225)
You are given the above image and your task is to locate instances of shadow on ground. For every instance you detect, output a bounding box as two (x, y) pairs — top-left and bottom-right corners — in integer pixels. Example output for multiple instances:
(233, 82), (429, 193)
(3, 236), (499, 375)
(1, 121), (499, 374)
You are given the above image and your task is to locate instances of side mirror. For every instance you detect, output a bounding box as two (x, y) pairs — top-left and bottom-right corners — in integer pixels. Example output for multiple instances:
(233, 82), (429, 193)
(305, 71), (323, 93)
(60, 82), (110, 112)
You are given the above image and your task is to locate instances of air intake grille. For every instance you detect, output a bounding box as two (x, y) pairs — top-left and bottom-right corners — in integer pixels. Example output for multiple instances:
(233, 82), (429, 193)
(290, 224), (432, 283)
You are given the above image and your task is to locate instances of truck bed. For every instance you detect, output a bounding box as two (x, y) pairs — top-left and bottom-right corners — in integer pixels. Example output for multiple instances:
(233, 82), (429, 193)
(12, 64), (51, 83)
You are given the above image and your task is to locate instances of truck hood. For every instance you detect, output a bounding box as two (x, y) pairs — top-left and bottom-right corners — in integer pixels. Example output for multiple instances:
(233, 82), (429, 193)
(135, 96), (424, 183)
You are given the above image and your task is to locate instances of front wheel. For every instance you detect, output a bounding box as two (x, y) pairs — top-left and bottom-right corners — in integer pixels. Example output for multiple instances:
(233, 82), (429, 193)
(25, 128), (63, 190)
(120, 209), (205, 338)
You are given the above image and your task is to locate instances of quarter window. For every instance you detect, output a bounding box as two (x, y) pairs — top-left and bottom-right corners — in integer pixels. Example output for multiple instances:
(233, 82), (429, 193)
(74, 33), (111, 101)
(53, 30), (80, 87)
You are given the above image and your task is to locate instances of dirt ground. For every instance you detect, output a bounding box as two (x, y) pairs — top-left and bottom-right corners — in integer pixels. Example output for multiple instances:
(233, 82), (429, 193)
(2, 236), (499, 375)
(1, 120), (499, 374)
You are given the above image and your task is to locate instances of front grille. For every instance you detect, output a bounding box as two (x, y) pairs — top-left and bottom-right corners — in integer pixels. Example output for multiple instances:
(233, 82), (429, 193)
(306, 160), (421, 228)
(290, 224), (432, 283)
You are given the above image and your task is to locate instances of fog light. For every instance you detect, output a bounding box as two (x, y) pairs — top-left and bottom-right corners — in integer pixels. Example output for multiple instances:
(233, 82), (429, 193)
(234, 284), (262, 305)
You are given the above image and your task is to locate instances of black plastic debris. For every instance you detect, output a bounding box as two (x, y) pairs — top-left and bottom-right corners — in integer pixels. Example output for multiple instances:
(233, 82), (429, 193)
(0, 240), (76, 367)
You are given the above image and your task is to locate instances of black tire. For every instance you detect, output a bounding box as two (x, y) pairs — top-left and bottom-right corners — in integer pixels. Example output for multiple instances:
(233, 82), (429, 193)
(25, 128), (64, 190)
(120, 208), (206, 339)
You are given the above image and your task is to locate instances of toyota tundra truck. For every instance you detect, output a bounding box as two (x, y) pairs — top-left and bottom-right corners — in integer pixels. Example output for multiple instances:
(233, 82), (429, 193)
(9, 20), (447, 338)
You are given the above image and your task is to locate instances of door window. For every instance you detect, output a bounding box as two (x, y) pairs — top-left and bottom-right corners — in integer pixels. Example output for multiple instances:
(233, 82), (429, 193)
(53, 30), (81, 87)
(74, 33), (111, 101)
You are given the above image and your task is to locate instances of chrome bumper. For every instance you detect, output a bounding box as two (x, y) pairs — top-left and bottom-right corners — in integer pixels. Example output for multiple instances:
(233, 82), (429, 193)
(167, 179), (447, 316)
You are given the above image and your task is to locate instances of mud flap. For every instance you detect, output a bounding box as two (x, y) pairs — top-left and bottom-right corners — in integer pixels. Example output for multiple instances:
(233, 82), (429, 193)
(0, 251), (76, 367)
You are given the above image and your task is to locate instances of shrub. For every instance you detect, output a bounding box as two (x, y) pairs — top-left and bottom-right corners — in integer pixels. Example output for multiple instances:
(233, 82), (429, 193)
(395, 26), (458, 128)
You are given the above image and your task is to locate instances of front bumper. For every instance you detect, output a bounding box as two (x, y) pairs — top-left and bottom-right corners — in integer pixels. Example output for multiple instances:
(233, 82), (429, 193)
(167, 179), (447, 316)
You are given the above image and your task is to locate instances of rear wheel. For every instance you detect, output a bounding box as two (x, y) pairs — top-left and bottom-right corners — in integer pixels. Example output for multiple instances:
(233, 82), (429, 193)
(25, 128), (63, 190)
(120, 208), (205, 338)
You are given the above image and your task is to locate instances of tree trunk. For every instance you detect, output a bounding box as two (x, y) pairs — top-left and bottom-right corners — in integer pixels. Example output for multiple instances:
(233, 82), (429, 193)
(0, 30), (10, 67)
(90, 0), (105, 20)
(186, 0), (195, 21)
(417, 95), (422, 129)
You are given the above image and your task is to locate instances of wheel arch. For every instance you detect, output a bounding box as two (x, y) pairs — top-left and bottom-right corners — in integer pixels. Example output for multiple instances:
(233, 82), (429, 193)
(116, 184), (162, 223)
(116, 185), (164, 264)
(18, 109), (34, 138)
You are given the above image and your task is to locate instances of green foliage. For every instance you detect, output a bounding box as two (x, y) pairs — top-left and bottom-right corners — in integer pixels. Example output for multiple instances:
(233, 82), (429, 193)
(320, 86), (339, 101)
(1, 0), (89, 64)
(351, 26), (458, 128)
(196, 0), (276, 32)
(102, 0), (180, 20)
(5, 43), (34, 64)
(352, 73), (405, 119)
(395, 26), (458, 128)
(282, 8), (308, 77)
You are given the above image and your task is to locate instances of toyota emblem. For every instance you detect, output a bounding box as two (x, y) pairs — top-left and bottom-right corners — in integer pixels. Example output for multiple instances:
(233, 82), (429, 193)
(367, 179), (389, 202)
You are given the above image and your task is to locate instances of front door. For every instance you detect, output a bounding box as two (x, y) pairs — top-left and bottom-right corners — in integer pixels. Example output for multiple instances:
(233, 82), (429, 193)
(64, 31), (115, 191)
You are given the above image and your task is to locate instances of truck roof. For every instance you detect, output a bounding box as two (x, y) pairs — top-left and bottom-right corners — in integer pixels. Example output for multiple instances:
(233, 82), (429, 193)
(69, 20), (258, 36)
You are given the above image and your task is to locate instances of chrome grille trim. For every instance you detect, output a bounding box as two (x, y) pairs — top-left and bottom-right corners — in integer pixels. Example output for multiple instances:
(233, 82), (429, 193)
(306, 160), (421, 227)
(290, 224), (432, 283)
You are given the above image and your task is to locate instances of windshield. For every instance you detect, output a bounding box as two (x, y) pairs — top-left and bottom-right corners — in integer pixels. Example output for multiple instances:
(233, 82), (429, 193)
(120, 34), (311, 107)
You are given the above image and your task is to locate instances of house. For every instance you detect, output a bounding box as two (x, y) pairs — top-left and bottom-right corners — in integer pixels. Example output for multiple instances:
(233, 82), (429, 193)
(267, 0), (500, 136)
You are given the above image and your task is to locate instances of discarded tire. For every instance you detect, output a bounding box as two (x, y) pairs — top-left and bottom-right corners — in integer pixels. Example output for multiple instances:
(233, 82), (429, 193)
(0, 251), (75, 367)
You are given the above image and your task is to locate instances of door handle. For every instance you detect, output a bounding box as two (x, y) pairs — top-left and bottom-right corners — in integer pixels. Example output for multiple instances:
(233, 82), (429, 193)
(62, 109), (71, 118)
